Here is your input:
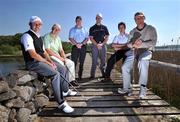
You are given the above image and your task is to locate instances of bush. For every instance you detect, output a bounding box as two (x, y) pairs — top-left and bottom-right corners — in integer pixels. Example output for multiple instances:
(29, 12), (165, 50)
(0, 44), (19, 55)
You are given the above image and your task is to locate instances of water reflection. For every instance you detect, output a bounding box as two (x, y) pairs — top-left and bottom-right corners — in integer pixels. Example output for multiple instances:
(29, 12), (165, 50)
(0, 57), (25, 77)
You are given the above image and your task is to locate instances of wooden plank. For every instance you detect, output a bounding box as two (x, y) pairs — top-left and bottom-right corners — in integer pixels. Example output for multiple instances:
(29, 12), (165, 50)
(65, 95), (162, 101)
(38, 107), (180, 117)
(74, 90), (154, 96)
(47, 99), (169, 108)
(37, 115), (171, 122)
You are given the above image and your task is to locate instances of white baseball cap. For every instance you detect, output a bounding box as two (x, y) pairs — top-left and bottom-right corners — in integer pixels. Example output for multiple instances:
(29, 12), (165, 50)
(29, 16), (42, 23)
(96, 13), (103, 18)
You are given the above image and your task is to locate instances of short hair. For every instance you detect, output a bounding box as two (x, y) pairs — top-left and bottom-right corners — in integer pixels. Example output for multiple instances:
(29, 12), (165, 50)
(118, 22), (126, 29)
(134, 12), (145, 19)
(75, 16), (82, 21)
(51, 23), (61, 31)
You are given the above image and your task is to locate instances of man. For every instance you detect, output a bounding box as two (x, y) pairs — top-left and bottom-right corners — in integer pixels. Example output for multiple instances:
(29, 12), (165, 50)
(20, 16), (76, 113)
(104, 22), (129, 81)
(43, 23), (78, 86)
(69, 16), (89, 80)
(118, 12), (157, 99)
(89, 13), (109, 79)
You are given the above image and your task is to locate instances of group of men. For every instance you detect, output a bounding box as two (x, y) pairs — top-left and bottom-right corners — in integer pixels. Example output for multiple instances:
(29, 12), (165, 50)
(20, 12), (157, 113)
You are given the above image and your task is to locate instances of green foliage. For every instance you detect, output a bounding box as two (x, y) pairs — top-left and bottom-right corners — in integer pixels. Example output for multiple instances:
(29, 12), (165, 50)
(0, 33), (22, 46)
(0, 33), (22, 55)
(61, 41), (72, 53)
(0, 44), (19, 55)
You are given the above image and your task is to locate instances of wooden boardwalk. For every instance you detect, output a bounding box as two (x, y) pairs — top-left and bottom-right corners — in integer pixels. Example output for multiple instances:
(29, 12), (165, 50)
(37, 54), (180, 122)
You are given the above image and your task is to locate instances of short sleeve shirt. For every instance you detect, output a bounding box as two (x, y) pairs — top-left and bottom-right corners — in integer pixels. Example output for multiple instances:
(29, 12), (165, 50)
(112, 33), (128, 44)
(89, 24), (109, 43)
(43, 33), (63, 55)
(21, 30), (45, 51)
(69, 26), (89, 43)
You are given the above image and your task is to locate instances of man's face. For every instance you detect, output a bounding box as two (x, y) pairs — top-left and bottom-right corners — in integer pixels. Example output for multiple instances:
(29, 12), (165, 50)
(31, 21), (42, 33)
(119, 25), (125, 33)
(96, 16), (102, 24)
(134, 15), (145, 26)
(76, 19), (82, 26)
(53, 27), (60, 36)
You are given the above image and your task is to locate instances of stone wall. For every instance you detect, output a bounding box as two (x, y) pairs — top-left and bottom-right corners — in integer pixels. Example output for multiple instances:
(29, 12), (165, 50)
(0, 70), (52, 122)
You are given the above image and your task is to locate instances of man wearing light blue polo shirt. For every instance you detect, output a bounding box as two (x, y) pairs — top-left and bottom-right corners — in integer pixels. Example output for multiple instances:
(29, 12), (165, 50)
(69, 16), (89, 80)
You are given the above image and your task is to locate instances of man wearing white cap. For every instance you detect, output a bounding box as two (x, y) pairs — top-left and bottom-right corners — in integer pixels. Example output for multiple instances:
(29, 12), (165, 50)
(20, 16), (76, 113)
(118, 12), (157, 99)
(89, 13), (109, 79)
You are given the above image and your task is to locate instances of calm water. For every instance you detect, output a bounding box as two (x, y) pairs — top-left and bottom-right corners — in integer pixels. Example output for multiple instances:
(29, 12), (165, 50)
(0, 57), (25, 77)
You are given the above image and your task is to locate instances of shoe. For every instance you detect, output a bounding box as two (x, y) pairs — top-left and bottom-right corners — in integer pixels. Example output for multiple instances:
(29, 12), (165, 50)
(63, 89), (77, 97)
(89, 76), (95, 80)
(139, 86), (147, 99)
(118, 88), (132, 96)
(58, 101), (74, 113)
(104, 77), (112, 81)
(70, 80), (79, 86)
(77, 77), (82, 81)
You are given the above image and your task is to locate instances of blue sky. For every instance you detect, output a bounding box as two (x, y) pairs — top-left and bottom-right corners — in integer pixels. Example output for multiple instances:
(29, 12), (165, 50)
(0, 0), (180, 46)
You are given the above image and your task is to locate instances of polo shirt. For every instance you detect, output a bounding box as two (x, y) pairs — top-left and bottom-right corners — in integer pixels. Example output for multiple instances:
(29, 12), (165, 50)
(89, 24), (109, 43)
(43, 33), (63, 55)
(112, 33), (128, 44)
(69, 26), (89, 43)
(21, 29), (45, 51)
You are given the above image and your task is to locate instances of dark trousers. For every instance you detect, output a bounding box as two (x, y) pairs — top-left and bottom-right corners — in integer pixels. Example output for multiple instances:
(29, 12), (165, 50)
(71, 45), (86, 78)
(26, 60), (69, 105)
(105, 49), (129, 77)
(91, 45), (106, 77)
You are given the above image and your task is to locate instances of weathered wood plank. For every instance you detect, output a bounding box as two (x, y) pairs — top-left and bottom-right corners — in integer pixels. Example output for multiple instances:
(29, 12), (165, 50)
(37, 115), (171, 122)
(47, 99), (169, 108)
(38, 107), (180, 117)
(65, 95), (162, 101)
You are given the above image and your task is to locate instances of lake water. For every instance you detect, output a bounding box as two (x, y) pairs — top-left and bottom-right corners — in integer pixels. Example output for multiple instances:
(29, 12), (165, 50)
(0, 57), (25, 78)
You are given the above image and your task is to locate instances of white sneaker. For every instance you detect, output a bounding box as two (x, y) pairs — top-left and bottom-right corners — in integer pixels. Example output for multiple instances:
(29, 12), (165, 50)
(63, 89), (77, 97)
(58, 101), (74, 113)
(118, 88), (132, 96)
(139, 86), (147, 99)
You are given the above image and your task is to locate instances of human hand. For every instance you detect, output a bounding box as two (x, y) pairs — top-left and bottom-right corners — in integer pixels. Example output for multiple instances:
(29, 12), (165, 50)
(133, 39), (142, 49)
(76, 44), (82, 49)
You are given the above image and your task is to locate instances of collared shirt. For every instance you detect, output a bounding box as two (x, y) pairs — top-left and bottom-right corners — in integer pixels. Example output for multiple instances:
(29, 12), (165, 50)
(89, 24), (109, 43)
(21, 30), (45, 51)
(43, 33), (63, 55)
(112, 33), (128, 44)
(69, 26), (89, 43)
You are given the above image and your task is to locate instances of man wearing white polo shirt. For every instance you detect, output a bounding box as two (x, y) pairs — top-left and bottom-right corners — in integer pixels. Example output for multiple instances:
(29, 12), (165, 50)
(69, 16), (89, 80)
(104, 22), (130, 81)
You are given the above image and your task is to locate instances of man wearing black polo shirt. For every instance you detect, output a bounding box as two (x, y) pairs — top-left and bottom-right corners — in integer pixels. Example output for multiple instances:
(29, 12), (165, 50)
(89, 13), (109, 79)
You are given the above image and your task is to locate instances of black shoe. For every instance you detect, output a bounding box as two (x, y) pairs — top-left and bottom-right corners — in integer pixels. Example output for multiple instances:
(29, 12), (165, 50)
(70, 80), (79, 86)
(104, 77), (112, 82)
(77, 76), (82, 81)
(89, 76), (95, 80)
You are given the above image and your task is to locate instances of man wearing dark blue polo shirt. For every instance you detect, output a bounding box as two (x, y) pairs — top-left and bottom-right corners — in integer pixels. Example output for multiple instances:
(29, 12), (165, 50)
(89, 13), (109, 78)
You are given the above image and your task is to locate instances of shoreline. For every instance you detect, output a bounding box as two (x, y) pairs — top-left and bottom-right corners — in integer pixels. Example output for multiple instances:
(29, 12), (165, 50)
(0, 55), (23, 58)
